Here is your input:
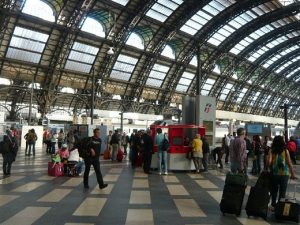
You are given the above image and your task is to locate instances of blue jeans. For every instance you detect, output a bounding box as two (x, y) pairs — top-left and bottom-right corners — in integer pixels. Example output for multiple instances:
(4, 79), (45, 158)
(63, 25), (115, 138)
(158, 151), (168, 173)
(271, 175), (289, 206)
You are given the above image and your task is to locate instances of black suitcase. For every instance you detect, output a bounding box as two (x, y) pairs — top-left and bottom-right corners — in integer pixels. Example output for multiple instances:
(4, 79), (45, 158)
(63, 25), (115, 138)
(275, 199), (299, 223)
(245, 186), (270, 219)
(220, 183), (246, 216)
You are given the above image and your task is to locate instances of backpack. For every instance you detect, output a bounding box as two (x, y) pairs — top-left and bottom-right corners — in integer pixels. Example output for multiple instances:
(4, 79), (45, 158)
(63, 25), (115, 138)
(76, 137), (92, 158)
(27, 132), (35, 143)
(161, 138), (170, 151)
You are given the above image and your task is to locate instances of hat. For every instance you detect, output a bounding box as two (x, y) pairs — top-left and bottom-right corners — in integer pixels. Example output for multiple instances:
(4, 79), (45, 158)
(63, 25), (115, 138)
(62, 143), (68, 149)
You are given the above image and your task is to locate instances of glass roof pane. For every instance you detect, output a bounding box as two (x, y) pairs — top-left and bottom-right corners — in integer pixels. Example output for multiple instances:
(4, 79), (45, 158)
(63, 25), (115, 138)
(236, 88), (248, 103)
(6, 48), (41, 63)
(10, 36), (45, 52)
(61, 87), (75, 94)
(182, 71), (194, 79)
(206, 78), (215, 84)
(65, 42), (99, 73)
(22, 0), (55, 22)
(110, 54), (138, 81)
(180, 0), (234, 36)
(146, 0), (183, 22)
(176, 84), (188, 92)
(146, 63), (169, 87)
(110, 0), (129, 6)
(81, 17), (105, 37)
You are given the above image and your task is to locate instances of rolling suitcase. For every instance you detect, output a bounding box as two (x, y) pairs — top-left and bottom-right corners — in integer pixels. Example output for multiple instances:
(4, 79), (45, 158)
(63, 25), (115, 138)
(225, 172), (247, 186)
(275, 185), (300, 223)
(117, 149), (124, 162)
(220, 183), (246, 216)
(245, 186), (270, 219)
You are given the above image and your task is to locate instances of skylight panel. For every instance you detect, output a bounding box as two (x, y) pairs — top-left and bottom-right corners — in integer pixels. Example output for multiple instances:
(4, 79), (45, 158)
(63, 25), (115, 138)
(219, 83), (233, 101)
(161, 45), (175, 59)
(111, 0), (129, 6)
(288, 68), (300, 78)
(146, 0), (183, 23)
(208, 10), (256, 46)
(65, 42), (98, 73)
(146, 63), (169, 87)
(110, 54), (138, 81)
(180, 0), (233, 36)
(176, 72), (194, 92)
(236, 88), (248, 103)
(201, 78), (215, 96)
(22, 0), (55, 22)
(61, 87), (75, 94)
(251, 91), (260, 105)
(81, 17), (105, 37)
(262, 95), (271, 108)
(6, 26), (48, 63)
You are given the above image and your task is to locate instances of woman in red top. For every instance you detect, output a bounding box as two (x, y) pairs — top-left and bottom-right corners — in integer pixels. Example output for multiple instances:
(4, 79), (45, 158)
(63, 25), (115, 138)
(287, 136), (297, 165)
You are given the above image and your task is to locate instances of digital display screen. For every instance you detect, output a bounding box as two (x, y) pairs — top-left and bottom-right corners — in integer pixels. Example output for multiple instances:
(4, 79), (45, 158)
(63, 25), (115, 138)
(247, 124), (263, 134)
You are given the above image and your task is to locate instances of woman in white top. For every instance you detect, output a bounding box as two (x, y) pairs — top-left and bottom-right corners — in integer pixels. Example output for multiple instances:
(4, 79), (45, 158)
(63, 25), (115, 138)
(68, 149), (83, 175)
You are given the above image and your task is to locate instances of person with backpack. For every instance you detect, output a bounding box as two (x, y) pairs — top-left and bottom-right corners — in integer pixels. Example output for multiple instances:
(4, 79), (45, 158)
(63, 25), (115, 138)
(83, 128), (107, 190)
(267, 135), (297, 211)
(1, 135), (15, 176)
(26, 129), (37, 156)
(24, 129), (30, 155)
(287, 136), (297, 165)
(155, 128), (168, 175)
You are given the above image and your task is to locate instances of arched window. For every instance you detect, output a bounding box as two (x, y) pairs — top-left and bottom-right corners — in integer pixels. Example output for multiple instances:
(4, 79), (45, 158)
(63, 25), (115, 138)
(161, 45), (175, 59)
(22, 0), (55, 22)
(81, 17), (105, 37)
(126, 33), (144, 49)
(0, 78), (11, 85)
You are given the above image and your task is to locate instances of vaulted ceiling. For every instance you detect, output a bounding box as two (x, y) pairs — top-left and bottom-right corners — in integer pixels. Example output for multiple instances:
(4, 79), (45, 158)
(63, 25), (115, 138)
(0, 0), (300, 121)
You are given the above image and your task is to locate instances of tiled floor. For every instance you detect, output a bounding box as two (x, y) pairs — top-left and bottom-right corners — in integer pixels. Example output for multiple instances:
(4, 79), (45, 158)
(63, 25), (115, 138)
(0, 148), (298, 225)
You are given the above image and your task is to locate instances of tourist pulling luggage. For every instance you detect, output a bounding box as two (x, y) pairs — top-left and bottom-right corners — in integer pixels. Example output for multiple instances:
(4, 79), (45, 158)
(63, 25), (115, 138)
(245, 171), (271, 219)
(220, 172), (247, 216)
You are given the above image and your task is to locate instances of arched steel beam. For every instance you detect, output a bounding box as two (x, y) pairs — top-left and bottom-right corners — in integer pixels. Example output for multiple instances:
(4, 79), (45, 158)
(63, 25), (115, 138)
(218, 2), (300, 53)
(239, 21), (300, 58)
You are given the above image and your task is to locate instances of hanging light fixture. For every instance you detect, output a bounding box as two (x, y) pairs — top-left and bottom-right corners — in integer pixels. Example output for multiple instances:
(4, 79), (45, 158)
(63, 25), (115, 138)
(107, 46), (114, 55)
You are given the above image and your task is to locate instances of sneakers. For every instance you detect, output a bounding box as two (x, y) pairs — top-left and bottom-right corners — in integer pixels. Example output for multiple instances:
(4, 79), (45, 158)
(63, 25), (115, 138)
(159, 172), (162, 175)
(164, 172), (168, 175)
(99, 184), (108, 189)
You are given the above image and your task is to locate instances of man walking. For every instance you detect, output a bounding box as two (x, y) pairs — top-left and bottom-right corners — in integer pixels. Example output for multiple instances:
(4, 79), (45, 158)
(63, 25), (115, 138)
(83, 128), (108, 189)
(229, 128), (247, 174)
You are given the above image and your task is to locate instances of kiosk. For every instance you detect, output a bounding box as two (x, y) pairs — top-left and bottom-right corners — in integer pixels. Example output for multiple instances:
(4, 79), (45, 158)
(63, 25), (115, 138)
(150, 124), (205, 170)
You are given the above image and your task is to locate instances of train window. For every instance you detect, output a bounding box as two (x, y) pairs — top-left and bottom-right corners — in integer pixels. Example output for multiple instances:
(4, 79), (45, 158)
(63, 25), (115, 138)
(173, 137), (182, 146)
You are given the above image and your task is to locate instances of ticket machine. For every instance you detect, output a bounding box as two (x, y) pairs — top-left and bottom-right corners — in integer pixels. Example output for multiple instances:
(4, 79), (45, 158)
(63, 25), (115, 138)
(150, 124), (205, 170)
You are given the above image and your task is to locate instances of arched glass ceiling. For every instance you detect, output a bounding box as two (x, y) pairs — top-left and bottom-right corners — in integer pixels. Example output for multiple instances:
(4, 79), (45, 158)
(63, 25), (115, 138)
(250, 91), (260, 106)
(81, 17), (105, 37)
(6, 26), (49, 64)
(145, 0), (183, 23)
(262, 95), (271, 108)
(263, 45), (300, 68)
(0, 78), (11, 85)
(175, 71), (194, 92)
(110, 54), (138, 81)
(126, 33), (144, 49)
(286, 67), (300, 79)
(146, 64), (169, 87)
(22, 0), (55, 22)
(65, 42), (99, 73)
(276, 55), (300, 73)
(161, 45), (175, 59)
(180, 0), (235, 36)
(248, 33), (294, 62)
(219, 83), (233, 101)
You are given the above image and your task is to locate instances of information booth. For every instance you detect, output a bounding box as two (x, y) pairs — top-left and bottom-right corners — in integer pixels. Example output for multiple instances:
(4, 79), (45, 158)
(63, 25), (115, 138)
(150, 124), (205, 170)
